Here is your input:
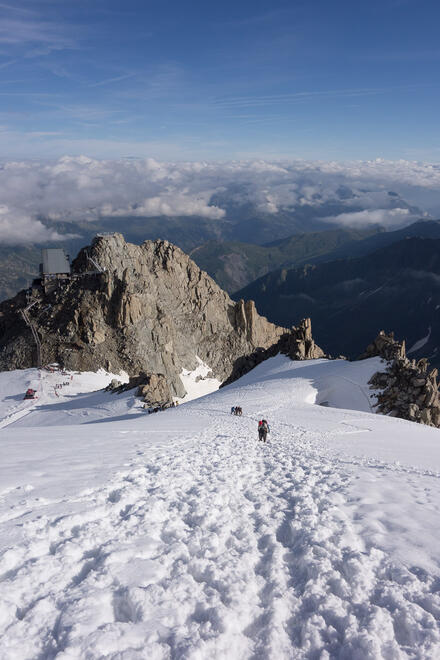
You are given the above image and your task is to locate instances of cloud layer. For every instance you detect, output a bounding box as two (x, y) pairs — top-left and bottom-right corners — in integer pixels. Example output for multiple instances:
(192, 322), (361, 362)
(1, 156), (440, 245)
(0, 205), (73, 245)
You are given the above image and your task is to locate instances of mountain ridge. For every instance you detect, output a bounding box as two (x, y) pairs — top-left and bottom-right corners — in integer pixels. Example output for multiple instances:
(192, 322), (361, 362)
(235, 235), (440, 367)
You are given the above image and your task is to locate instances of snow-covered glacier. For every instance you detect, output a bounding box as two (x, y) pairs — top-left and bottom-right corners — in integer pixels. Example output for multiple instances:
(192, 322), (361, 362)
(1, 356), (440, 659)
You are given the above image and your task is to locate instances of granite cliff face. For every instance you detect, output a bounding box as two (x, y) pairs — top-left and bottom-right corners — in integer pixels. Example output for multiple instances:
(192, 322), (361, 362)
(0, 234), (289, 397)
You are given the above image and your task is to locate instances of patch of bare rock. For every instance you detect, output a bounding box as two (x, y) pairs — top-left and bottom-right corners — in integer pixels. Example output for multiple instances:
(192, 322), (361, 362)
(362, 330), (440, 427)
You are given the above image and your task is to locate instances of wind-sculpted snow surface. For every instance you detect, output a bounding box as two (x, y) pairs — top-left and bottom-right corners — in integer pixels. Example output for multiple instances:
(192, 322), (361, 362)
(0, 357), (440, 658)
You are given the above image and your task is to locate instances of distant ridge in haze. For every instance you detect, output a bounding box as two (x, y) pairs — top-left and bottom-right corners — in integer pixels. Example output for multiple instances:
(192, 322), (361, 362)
(0, 215), (437, 303)
(191, 220), (440, 293)
(234, 230), (440, 368)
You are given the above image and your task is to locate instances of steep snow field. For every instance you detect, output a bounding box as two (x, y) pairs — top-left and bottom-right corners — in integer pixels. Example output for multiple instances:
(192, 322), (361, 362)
(1, 357), (440, 659)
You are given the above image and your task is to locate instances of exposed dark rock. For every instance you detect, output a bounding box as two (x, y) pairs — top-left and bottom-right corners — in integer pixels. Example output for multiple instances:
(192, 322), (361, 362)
(358, 330), (406, 361)
(136, 373), (172, 407)
(278, 317), (325, 361)
(105, 378), (123, 391)
(365, 331), (440, 428)
(106, 374), (148, 394)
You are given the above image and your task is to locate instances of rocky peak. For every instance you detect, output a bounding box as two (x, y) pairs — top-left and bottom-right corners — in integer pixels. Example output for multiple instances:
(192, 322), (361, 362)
(0, 234), (295, 397)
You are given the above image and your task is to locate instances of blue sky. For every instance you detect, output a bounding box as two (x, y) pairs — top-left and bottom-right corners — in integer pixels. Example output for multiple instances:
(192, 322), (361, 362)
(0, 0), (439, 161)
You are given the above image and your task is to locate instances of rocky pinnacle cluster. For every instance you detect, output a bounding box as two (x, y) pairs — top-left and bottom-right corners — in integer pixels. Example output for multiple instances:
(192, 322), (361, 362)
(363, 331), (440, 427)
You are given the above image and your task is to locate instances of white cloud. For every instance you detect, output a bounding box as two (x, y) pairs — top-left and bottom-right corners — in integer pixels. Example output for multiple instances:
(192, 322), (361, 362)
(102, 195), (224, 220)
(0, 205), (76, 245)
(0, 155), (439, 245)
(323, 208), (410, 227)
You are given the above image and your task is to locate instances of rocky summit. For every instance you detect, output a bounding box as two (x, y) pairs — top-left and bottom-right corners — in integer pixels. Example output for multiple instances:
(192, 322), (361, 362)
(0, 234), (293, 397)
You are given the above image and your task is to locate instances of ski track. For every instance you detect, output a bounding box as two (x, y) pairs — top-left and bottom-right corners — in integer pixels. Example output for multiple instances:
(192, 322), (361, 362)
(1, 411), (440, 659)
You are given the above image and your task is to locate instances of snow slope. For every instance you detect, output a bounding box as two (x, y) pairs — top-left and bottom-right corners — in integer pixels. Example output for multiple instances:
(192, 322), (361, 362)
(178, 356), (222, 403)
(0, 357), (440, 659)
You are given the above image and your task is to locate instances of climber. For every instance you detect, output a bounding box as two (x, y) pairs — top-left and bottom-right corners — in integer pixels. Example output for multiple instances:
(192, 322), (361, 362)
(258, 419), (270, 442)
(231, 406), (235, 415)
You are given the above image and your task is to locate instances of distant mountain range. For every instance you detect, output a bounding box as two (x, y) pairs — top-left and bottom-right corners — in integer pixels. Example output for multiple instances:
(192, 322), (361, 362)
(1, 218), (440, 373)
(0, 187), (423, 301)
(2, 205), (440, 373)
(189, 226), (383, 293)
(191, 220), (440, 293)
(0, 245), (41, 302)
(234, 229), (440, 367)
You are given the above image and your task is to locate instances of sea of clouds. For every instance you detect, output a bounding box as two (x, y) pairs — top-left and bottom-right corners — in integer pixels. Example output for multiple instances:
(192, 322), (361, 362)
(1, 156), (440, 245)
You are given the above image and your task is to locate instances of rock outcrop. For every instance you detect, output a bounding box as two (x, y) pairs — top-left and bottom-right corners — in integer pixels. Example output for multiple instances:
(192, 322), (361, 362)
(359, 330), (406, 362)
(364, 331), (440, 427)
(278, 317), (325, 361)
(136, 373), (172, 408)
(0, 234), (292, 397)
(106, 378), (123, 391)
(106, 371), (173, 407)
(222, 318), (325, 387)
